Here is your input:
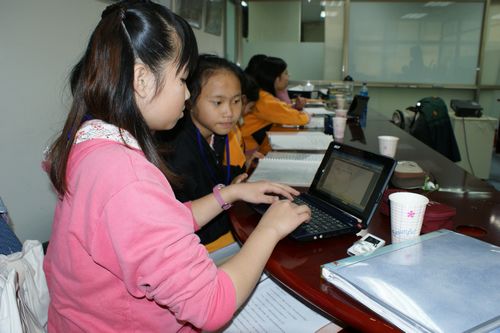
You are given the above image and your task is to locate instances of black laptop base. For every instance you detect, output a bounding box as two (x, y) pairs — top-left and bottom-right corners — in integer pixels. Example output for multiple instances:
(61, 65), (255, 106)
(290, 195), (361, 241)
(250, 195), (362, 242)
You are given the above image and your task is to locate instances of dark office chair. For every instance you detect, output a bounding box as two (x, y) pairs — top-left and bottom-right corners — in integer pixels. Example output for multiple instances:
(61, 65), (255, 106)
(410, 97), (461, 162)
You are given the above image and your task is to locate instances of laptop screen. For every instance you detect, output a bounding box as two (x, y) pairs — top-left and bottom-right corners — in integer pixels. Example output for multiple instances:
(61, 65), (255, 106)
(309, 142), (396, 223)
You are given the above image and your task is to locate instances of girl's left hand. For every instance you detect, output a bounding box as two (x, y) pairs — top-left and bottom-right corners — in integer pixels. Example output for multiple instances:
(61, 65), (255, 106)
(231, 173), (248, 184)
(294, 96), (306, 110)
(228, 181), (299, 204)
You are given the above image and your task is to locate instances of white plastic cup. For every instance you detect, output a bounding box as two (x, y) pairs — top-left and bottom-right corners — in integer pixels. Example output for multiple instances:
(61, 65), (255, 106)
(335, 109), (348, 118)
(333, 116), (347, 139)
(378, 135), (399, 158)
(336, 95), (346, 109)
(389, 192), (429, 243)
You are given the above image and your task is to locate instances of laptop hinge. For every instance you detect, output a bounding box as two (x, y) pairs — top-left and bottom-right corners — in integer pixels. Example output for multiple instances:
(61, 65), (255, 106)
(340, 209), (362, 225)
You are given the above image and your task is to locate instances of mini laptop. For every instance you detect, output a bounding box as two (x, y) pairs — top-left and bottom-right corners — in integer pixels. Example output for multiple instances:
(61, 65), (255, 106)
(254, 142), (396, 241)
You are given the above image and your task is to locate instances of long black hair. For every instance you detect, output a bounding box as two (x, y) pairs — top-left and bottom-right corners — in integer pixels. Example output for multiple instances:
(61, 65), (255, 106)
(244, 54), (266, 78)
(47, 0), (198, 195)
(254, 56), (287, 96)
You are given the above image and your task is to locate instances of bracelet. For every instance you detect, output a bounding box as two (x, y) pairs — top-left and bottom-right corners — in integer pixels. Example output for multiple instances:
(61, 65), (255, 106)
(213, 184), (232, 210)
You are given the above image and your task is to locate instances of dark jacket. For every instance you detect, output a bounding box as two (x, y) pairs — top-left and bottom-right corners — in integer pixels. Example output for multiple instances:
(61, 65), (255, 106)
(411, 97), (461, 163)
(156, 114), (242, 244)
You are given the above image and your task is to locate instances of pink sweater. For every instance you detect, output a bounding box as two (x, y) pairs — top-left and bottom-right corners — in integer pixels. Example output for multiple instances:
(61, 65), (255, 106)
(43, 135), (236, 332)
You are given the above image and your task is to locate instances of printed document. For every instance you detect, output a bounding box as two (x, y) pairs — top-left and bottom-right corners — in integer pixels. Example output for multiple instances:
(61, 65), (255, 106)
(219, 274), (337, 333)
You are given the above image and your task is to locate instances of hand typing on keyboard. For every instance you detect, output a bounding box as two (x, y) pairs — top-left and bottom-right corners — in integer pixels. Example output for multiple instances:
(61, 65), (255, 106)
(256, 200), (311, 241)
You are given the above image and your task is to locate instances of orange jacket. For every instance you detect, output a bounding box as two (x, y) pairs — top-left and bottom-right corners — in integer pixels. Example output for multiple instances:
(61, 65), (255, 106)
(225, 125), (246, 169)
(241, 90), (309, 152)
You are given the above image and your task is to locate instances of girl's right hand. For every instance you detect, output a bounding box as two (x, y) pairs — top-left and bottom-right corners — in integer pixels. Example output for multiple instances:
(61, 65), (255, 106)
(256, 200), (311, 241)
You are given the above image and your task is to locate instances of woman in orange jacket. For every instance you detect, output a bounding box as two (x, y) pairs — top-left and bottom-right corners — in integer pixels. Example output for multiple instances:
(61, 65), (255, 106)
(240, 56), (310, 155)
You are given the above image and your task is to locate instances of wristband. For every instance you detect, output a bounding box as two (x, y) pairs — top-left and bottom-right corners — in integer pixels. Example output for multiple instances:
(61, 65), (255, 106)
(213, 184), (232, 210)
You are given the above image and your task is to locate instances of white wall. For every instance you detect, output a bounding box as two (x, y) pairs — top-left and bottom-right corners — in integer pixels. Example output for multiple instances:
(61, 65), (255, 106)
(175, 0), (225, 56)
(0, 0), (107, 242)
(0, 0), (224, 243)
(324, 3), (344, 81)
(248, 1), (301, 42)
(243, 0), (324, 80)
(243, 41), (324, 80)
(194, 28), (225, 56)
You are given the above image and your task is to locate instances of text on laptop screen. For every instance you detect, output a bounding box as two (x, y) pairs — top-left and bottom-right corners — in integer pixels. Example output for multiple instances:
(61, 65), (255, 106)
(315, 150), (384, 213)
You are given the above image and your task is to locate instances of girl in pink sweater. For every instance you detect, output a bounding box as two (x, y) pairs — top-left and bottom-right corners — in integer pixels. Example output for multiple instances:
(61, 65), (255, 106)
(43, 1), (310, 332)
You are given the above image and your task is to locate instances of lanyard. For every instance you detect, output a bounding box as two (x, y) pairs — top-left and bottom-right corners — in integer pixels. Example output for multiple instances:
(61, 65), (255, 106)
(196, 129), (231, 185)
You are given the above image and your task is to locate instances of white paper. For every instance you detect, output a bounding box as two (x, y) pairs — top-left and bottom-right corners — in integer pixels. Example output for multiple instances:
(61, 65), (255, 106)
(219, 275), (332, 333)
(303, 107), (334, 116)
(267, 132), (332, 151)
(265, 151), (324, 162)
(304, 117), (326, 129)
(249, 157), (321, 187)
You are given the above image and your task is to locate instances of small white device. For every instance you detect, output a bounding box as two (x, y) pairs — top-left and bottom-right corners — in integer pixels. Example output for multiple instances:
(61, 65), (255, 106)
(347, 233), (386, 256)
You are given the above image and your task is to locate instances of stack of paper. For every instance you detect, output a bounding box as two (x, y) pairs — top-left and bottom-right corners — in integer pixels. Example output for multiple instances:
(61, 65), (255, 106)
(220, 274), (338, 332)
(267, 131), (333, 151)
(321, 230), (500, 333)
(249, 152), (324, 187)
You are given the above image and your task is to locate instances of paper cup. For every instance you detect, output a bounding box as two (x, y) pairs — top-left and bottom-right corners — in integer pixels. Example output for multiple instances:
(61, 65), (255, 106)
(333, 116), (347, 139)
(335, 109), (348, 118)
(378, 135), (399, 158)
(336, 95), (346, 109)
(389, 192), (429, 243)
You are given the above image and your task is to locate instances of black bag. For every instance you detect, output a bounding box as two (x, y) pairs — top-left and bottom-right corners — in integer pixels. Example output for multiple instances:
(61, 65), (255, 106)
(450, 99), (483, 118)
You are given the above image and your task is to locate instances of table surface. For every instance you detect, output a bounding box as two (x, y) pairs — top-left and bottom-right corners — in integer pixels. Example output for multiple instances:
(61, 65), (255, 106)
(229, 112), (500, 332)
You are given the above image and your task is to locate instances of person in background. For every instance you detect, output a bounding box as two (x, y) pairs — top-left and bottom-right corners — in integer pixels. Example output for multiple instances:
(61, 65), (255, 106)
(270, 58), (306, 111)
(244, 53), (267, 79)
(226, 73), (264, 176)
(43, 1), (310, 332)
(245, 55), (304, 110)
(156, 54), (248, 249)
(240, 56), (310, 155)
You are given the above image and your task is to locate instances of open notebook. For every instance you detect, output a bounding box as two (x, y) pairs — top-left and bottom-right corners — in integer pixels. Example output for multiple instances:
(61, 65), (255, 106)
(267, 131), (333, 151)
(248, 152), (324, 187)
(254, 142), (396, 241)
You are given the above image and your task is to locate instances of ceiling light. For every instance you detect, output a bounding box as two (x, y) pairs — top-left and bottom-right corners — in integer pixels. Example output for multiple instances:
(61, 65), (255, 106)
(320, 10), (326, 18)
(241, 1), (248, 7)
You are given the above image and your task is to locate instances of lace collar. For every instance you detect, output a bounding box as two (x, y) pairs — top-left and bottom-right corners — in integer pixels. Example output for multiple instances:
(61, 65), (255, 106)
(74, 119), (141, 150)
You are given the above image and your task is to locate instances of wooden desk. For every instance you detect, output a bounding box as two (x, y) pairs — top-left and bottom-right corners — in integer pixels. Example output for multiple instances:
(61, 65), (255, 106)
(229, 113), (500, 332)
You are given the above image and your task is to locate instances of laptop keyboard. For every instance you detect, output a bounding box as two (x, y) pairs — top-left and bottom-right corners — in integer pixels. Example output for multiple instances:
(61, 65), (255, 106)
(293, 196), (350, 236)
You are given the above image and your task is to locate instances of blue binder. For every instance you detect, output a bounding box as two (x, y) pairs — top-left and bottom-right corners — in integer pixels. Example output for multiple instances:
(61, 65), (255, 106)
(321, 230), (500, 333)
